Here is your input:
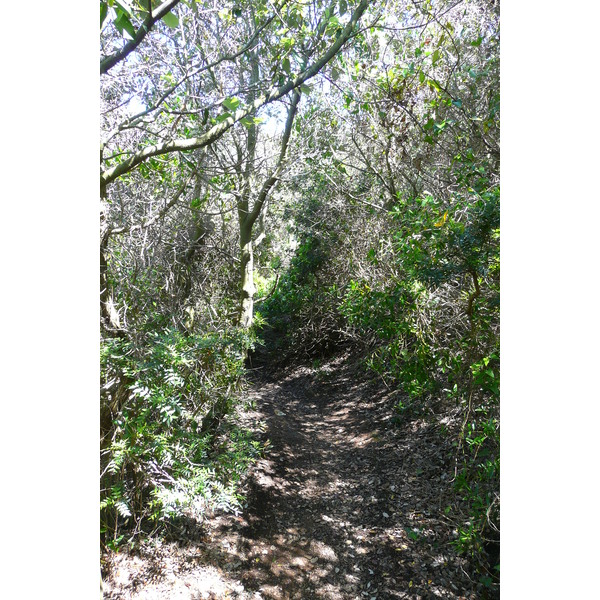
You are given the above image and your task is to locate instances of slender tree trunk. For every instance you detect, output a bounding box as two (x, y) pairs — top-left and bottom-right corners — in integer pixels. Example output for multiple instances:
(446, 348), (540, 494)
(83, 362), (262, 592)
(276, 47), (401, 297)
(100, 185), (119, 332)
(236, 88), (302, 329)
(238, 219), (255, 328)
(236, 42), (260, 329)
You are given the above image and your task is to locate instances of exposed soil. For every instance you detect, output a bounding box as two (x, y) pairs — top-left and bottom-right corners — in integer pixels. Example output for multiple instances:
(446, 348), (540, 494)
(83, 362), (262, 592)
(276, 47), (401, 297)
(102, 353), (496, 599)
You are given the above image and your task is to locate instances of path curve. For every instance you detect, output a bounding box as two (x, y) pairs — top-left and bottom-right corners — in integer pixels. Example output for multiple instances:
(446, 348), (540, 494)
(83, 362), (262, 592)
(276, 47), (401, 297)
(220, 357), (484, 599)
(103, 356), (492, 599)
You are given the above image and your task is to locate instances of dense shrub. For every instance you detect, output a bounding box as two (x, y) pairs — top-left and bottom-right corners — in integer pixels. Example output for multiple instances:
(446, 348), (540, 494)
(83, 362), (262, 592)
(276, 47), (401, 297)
(261, 230), (350, 362)
(100, 326), (261, 549)
(337, 185), (500, 576)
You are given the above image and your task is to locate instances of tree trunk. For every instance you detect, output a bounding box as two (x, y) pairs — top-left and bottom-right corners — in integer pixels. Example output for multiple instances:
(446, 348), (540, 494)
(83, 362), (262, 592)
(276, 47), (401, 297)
(235, 88), (302, 329)
(238, 219), (255, 329)
(100, 189), (120, 332)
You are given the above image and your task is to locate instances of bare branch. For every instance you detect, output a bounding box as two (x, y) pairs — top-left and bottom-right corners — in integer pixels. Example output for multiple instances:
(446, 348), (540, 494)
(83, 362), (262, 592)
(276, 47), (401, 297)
(107, 165), (198, 239)
(114, 7), (284, 130)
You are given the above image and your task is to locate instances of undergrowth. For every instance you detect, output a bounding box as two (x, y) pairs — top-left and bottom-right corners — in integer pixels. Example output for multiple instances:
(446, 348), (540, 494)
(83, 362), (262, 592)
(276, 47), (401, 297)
(260, 185), (499, 589)
(100, 325), (262, 550)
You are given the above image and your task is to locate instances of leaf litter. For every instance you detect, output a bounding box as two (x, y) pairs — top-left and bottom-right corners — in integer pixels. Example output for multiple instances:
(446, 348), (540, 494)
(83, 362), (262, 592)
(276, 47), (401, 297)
(102, 354), (496, 599)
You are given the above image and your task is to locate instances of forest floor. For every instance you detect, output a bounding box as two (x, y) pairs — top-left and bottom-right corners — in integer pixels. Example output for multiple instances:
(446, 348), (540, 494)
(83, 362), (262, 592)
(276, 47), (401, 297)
(102, 352), (494, 599)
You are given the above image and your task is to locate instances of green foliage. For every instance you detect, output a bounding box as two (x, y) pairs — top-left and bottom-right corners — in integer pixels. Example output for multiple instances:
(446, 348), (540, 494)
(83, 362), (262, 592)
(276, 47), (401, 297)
(339, 278), (438, 407)
(100, 326), (261, 546)
(453, 449), (499, 563)
(162, 11), (179, 29)
(389, 187), (499, 290)
(452, 349), (500, 572)
(100, 1), (108, 28)
(101, 0), (139, 37)
(222, 96), (241, 112)
(100, 0), (499, 582)
(261, 232), (347, 360)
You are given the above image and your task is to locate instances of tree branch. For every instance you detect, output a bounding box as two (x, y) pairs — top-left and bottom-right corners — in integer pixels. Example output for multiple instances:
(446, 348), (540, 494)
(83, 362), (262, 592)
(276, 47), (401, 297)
(101, 0), (182, 75)
(247, 88), (302, 227)
(106, 166), (198, 240)
(113, 7), (283, 131)
(100, 0), (372, 188)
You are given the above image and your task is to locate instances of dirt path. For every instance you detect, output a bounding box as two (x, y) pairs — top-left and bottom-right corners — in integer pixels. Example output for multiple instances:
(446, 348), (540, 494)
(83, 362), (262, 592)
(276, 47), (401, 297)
(103, 356), (491, 599)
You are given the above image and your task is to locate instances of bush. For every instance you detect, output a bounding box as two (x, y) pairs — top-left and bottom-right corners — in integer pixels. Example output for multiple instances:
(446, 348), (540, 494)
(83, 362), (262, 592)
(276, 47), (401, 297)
(261, 234), (348, 360)
(100, 326), (261, 548)
(337, 185), (500, 574)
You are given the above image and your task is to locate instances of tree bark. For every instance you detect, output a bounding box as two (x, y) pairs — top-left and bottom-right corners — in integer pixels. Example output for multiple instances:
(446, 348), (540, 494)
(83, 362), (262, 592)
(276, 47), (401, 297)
(238, 219), (255, 329)
(236, 89), (301, 328)
(100, 0), (182, 75)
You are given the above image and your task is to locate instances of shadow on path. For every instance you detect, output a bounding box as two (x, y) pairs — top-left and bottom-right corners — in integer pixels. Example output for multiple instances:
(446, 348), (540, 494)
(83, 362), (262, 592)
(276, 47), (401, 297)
(102, 356), (495, 599)
(212, 357), (488, 599)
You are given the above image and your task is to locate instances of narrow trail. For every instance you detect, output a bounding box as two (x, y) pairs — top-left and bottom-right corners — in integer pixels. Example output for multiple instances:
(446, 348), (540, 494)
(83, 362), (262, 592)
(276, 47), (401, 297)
(227, 357), (479, 600)
(104, 355), (489, 599)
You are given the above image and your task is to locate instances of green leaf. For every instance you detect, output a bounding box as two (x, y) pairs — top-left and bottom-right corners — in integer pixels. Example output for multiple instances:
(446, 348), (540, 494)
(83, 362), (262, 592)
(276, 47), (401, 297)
(470, 36), (484, 47)
(331, 67), (340, 81)
(240, 117), (255, 129)
(281, 36), (295, 50)
(100, 2), (108, 28)
(432, 49), (440, 65)
(114, 0), (133, 17)
(427, 78), (442, 92)
(222, 97), (241, 111)
(339, 0), (347, 16)
(282, 57), (291, 74)
(326, 16), (340, 35)
(418, 71), (425, 83)
(114, 11), (137, 39)
(162, 11), (179, 28)
(451, 98), (462, 108)
(300, 83), (311, 95)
